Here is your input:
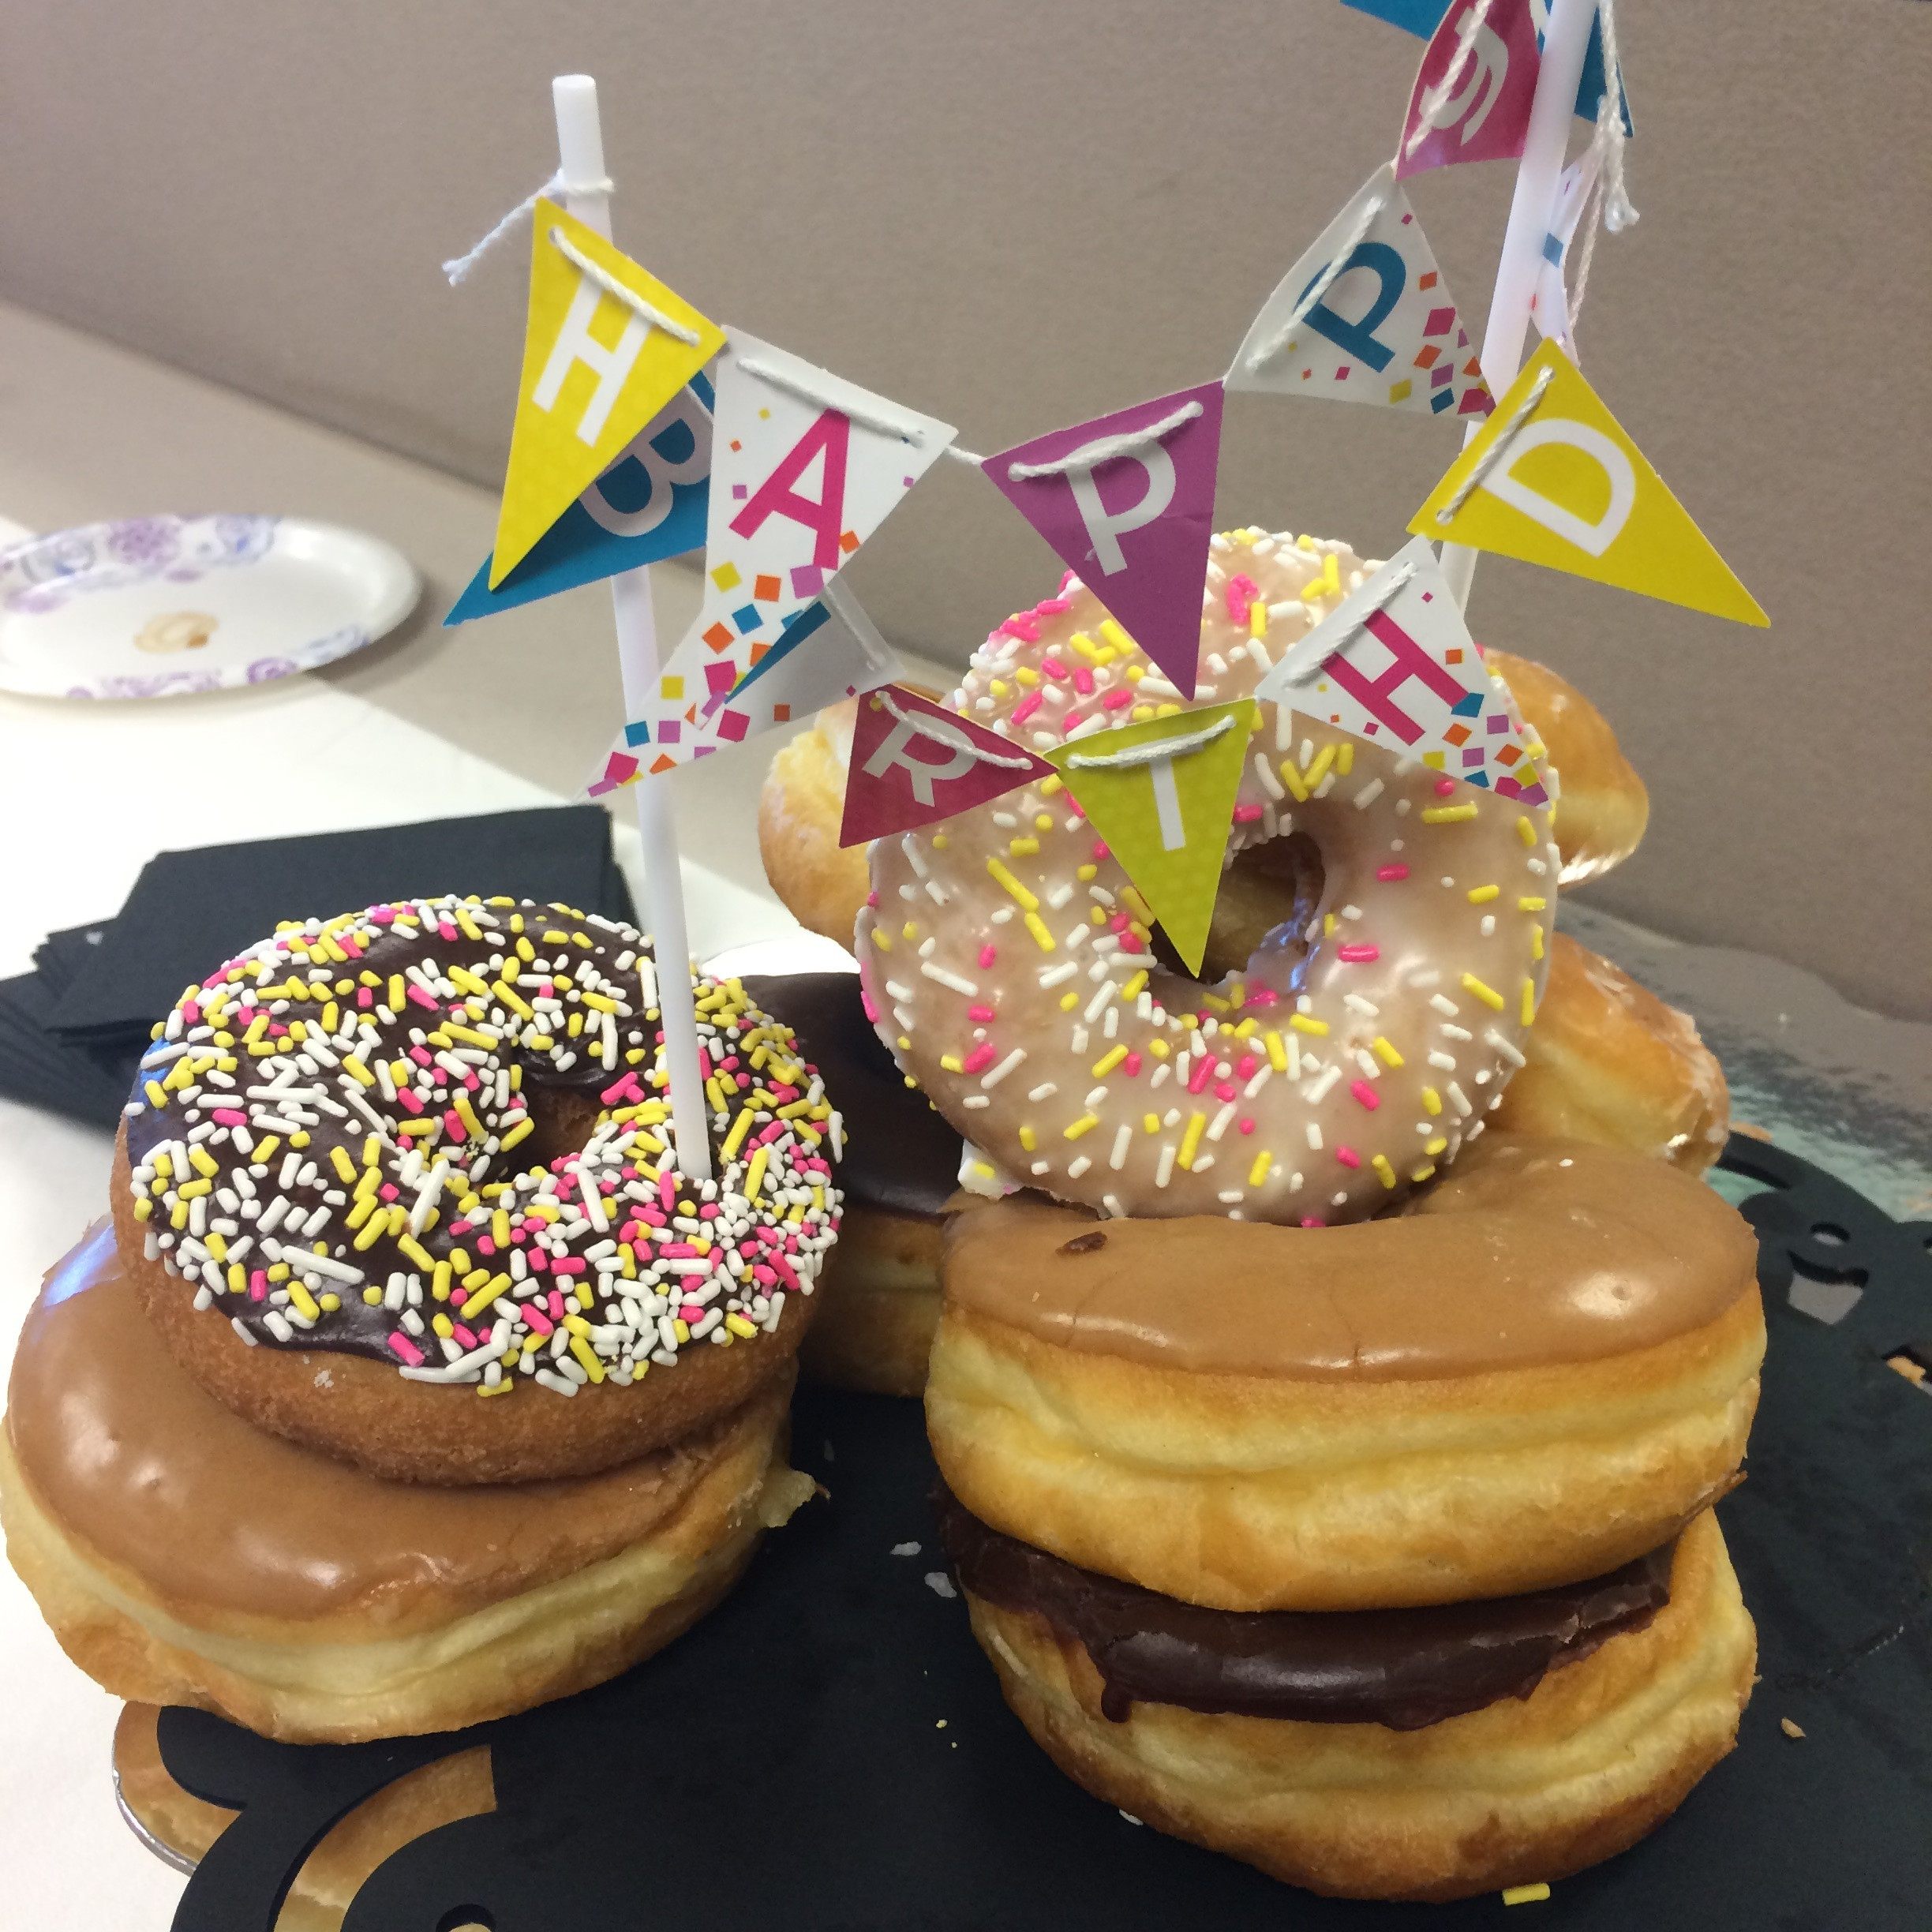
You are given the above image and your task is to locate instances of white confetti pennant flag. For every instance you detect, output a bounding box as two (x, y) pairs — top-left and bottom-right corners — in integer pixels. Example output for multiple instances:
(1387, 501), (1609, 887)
(1526, 146), (1601, 358)
(1227, 163), (1493, 421)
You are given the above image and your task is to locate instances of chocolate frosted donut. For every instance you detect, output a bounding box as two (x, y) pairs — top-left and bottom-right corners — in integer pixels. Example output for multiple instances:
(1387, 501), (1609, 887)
(117, 894), (843, 1481)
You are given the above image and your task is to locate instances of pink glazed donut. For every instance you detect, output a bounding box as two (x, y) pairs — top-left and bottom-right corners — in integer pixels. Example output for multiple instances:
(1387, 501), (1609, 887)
(856, 530), (1559, 1225)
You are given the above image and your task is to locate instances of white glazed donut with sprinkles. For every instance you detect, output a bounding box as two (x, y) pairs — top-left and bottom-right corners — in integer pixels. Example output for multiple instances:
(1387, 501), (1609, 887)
(122, 895), (842, 1395)
(858, 530), (1559, 1225)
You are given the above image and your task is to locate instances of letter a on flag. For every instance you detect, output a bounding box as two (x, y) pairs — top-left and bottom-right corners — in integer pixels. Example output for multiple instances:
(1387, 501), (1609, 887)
(984, 384), (1224, 701)
(839, 687), (1054, 847)
(1260, 537), (1548, 803)
(1411, 340), (1767, 625)
(1228, 163), (1492, 419)
(1395, 0), (1541, 179)
(492, 201), (725, 586)
(1046, 702), (1255, 977)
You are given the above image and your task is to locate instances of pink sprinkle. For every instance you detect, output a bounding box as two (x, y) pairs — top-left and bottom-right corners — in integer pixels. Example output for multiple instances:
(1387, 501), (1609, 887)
(395, 1089), (425, 1116)
(249, 1271), (268, 1302)
(410, 1046), (433, 1066)
(1245, 988), (1279, 1008)
(659, 1173), (676, 1211)
(968, 1004), (995, 1022)
(450, 1287), (468, 1306)
(681, 1301), (705, 1324)
(1337, 944), (1381, 964)
(182, 1002), (202, 1026)
(1232, 803), (1264, 823)
(1109, 912), (1131, 934)
(859, 987), (879, 1023)
(508, 1226), (528, 1246)
(1188, 1059), (1215, 1095)
(1238, 1118), (1256, 1134)
(999, 612), (1043, 643)
(337, 934), (363, 958)
(370, 906), (395, 925)
(552, 1257), (586, 1276)
(977, 944), (998, 969)
(443, 1108), (466, 1139)
(770, 1252), (801, 1291)
(1037, 596), (1073, 615)
(1350, 1080), (1381, 1111)
(524, 1306), (554, 1337)
(1058, 570), (1079, 593)
(1011, 690), (1043, 726)
(437, 919), (458, 942)
(1119, 932), (1146, 954)
(1073, 665), (1095, 695)
(447, 1323), (474, 1350)
(1226, 573), (1260, 623)
(1335, 1146), (1362, 1168)
(357, 987), (373, 1008)
(1215, 1080), (1238, 1103)
(751, 1264), (777, 1287)
(1101, 687), (1134, 711)
(546, 1290), (565, 1320)
(1091, 839), (1110, 861)
(697, 1047), (713, 1080)
(1043, 655), (1070, 680)
(1236, 1054), (1258, 1079)
(1123, 1052), (1143, 1076)
(388, 1332), (425, 1367)
(961, 1043), (997, 1075)
(1060, 710), (1088, 736)
(378, 1183), (399, 1202)
(475, 1236), (496, 1256)
(529, 1249), (549, 1273)
(698, 1203), (720, 1220)
(1301, 1216), (1327, 1229)
(211, 1107), (246, 1126)
(1433, 777), (1457, 796)
(866, 891), (880, 909)
(601, 1073), (641, 1104)
(1377, 863), (1410, 882)
(661, 1242), (698, 1259)
(406, 983), (437, 1011)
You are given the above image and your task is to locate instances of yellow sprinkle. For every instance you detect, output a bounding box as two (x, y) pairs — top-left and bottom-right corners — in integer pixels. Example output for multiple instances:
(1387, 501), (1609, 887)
(1501, 1884), (1552, 1906)
(1119, 970), (1148, 1002)
(1249, 600), (1267, 639)
(352, 1215), (386, 1251)
(1372, 1153), (1398, 1189)
(499, 1117), (534, 1151)
(1018, 1125), (1037, 1152)
(363, 1286), (383, 1305)
(189, 1144), (219, 1178)
(900, 920), (919, 942)
(494, 979), (534, 1018)
(1017, 668), (1040, 687)
(343, 1055), (376, 1088)
(1024, 912), (1057, 953)
(1462, 973), (1505, 1011)
(673, 1317), (691, 1344)
(1410, 1163), (1437, 1184)
(1092, 1045), (1128, 1078)
(1148, 1039), (1170, 1059)
(174, 1177), (211, 1200)
(1302, 743), (1335, 788)
(567, 1011), (583, 1039)
(1372, 1035), (1404, 1068)
(1009, 837), (1041, 858)
(328, 1145), (357, 1185)
(1336, 742), (1354, 773)
(362, 1134), (381, 1166)
(455, 1095), (485, 1141)
(569, 1335), (607, 1384)
(432, 1260), (453, 1301)
(1522, 977), (1538, 1026)
(1256, 1029), (1285, 1073)
(1178, 1112), (1207, 1170)
(462, 1273), (511, 1320)
(1421, 1087), (1442, 1116)
(204, 1230), (228, 1262)
(721, 1108), (757, 1161)
(143, 1079), (168, 1108)
(1277, 759), (1309, 803)
(724, 1312), (758, 1339)
(1064, 1113), (1100, 1140)
(253, 1136), (279, 1166)
(1466, 884), (1500, 904)
(1288, 1013), (1329, 1037)
(388, 975), (406, 1011)
(939, 1054), (964, 1074)
(1099, 618), (1135, 655)
(1530, 924), (1544, 961)
(1248, 1149), (1272, 1187)
(431, 1312), (454, 1339)
(1200, 991), (1230, 1012)
(286, 1280), (320, 1322)
(1515, 817), (1538, 847)
(1426, 1135), (1448, 1155)
(1518, 895), (1547, 912)
(1423, 802), (1479, 823)
(987, 857), (1039, 911)
(492, 1208), (511, 1245)
(398, 1234), (435, 1273)
(133, 1196), (153, 1222)
(1076, 863), (1097, 881)
(932, 833), (949, 850)
(516, 935), (535, 962)
(745, 1145), (770, 1200)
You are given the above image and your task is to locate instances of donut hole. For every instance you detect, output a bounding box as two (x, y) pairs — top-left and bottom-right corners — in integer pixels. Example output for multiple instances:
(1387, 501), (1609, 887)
(1146, 832), (1327, 997)
(507, 1080), (605, 1173)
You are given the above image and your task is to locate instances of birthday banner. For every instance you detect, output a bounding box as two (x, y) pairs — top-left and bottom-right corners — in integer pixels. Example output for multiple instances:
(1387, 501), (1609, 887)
(1525, 148), (1601, 358)
(587, 577), (901, 794)
(493, 200), (725, 584)
(1259, 536), (1548, 801)
(447, 375), (712, 624)
(984, 384), (1224, 699)
(1412, 339), (1767, 625)
(695, 332), (955, 661)
(1395, 0), (1541, 179)
(1046, 701), (1255, 977)
(840, 686), (1055, 846)
(1227, 163), (1493, 419)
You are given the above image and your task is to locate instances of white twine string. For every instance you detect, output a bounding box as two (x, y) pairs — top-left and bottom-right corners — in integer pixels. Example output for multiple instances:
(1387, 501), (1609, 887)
(1593, 0), (1638, 235)
(1434, 361), (1555, 523)
(442, 170), (616, 286)
(1006, 399), (1204, 481)
(941, 443), (990, 466)
(1274, 560), (1419, 686)
(546, 227), (701, 343)
(734, 355), (935, 444)
(875, 688), (1037, 767)
(1402, 0), (1499, 161)
(1064, 711), (1238, 769)
(1245, 192), (1387, 375)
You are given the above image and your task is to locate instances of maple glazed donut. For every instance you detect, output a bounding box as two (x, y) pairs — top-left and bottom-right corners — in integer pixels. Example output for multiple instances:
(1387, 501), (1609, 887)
(859, 530), (1559, 1224)
(112, 894), (844, 1484)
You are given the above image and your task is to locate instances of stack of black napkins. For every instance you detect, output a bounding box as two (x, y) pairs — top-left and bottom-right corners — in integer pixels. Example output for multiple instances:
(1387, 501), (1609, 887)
(0, 806), (636, 1133)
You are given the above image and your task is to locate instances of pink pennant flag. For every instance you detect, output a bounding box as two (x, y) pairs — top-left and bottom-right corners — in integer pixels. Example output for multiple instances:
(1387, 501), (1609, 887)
(1395, 0), (1541, 181)
(982, 383), (1224, 699)
(839, 686), (1054, 846)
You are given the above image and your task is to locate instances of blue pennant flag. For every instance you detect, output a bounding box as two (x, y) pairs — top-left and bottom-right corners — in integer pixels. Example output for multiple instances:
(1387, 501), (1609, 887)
(444, 371), (714, 626)
(1340, 0), (1631, 133)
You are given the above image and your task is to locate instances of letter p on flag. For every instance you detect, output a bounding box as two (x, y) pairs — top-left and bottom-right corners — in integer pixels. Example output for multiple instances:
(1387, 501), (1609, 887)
(490, 200), (725, 586)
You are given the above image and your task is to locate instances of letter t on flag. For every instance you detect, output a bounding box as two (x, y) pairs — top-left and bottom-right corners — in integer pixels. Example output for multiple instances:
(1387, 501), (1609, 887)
(840, 687), (1054, 846)
(983, 384), (1224, 701)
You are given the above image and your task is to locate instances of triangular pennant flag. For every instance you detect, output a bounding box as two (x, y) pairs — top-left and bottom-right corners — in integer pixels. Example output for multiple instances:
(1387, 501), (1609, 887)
(1395, 0), (1541, 180)
(1258, 536), (1549, 803)
(586, 578), (902, 794)
(1227, 163), (1493, 419)
(1524, 148), (1601, 359)
(492, 201), (725, 586)
(1410, 339), (1768, 625)
(983, 384), (1224, 699)
(447, 374), (713, 624)
(1044, 701), (1255, 976)
(839, 687), (1054, 846)
(695, 331), (955, 656)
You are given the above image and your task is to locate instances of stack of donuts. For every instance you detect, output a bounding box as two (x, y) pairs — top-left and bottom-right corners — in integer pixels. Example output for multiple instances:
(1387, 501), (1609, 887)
(1, 896), (843, 1745)
(758, 530), (1762, 1899)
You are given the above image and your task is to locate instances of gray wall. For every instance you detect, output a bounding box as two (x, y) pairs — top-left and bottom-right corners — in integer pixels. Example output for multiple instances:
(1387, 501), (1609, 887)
(2, 1), (1926, 1017)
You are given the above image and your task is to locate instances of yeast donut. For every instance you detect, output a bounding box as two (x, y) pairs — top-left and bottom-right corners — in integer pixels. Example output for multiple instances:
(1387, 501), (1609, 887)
(927, 1135), (1764, 1612)
(116, 895), (842, 1483)
(861, 531), (1558, 1224)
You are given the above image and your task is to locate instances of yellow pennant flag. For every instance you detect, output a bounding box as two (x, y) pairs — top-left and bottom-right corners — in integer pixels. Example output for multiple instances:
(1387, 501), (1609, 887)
(491, 201), (726, 586)
(1410, 339), (1766, 627)
(1047, 702), (1256, 978)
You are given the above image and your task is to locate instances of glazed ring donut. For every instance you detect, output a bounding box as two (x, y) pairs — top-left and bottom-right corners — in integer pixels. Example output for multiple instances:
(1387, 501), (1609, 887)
(860, 530), (1558, 1225)
(117, 894), (843, 1483)
(927, 1135), (1764, 1612)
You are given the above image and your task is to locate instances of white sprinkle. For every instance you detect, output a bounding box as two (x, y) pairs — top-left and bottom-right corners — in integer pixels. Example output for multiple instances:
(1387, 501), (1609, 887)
(1155, 1144), (1177, 1188)
(981, 1049), (1027, 1089)
(1485, 1028), (1526, 1067)
(1430, 993), (1459, 1016)
(1305, 1065), (1342, 1103)
(1206, 1103), (1237, 1142)
(1305, 1122), (1324, 1150)
(1028, 1082), (1059, 1103)
(1428, 1050), (1458, 1071)
(1447, 1082), (1473, 1117)
(1067, 1155), (1091, 1178)
(920, 962), (979, 997)
(1109, 1125), (1132, 1170)
(1353, 779), (1384, 809)
(892, 1542), (922, 1556)
(925, 1572), (957, 1599)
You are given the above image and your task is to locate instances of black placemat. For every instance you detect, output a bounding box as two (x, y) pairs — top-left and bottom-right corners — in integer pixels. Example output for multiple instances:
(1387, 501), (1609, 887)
(146, 1140), (1931, 1930)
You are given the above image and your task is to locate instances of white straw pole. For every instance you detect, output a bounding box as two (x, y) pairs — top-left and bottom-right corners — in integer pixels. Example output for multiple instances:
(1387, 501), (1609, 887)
(551, 73), (713, 1183)
(1438, 0), (1600, 611)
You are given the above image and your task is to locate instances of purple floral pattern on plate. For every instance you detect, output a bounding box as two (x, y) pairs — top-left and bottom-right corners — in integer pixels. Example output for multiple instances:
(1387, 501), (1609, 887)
(1, 514), (276, 617)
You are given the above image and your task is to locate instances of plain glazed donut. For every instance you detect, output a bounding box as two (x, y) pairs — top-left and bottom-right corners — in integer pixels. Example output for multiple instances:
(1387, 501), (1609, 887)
(117, 895), (842, 1482)
(860, 530), (1557, 1224)
(927, 1135), (1763, 1612)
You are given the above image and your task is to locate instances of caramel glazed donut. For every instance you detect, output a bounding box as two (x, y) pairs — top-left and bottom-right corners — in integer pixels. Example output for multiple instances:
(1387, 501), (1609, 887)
(0, 896), (843, 1741)
(856, 534), (1761, 1899)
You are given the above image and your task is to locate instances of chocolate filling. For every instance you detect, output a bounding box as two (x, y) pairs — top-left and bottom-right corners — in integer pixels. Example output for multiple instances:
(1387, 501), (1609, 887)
(741, 972), (961, 1219)
(935, 1485), (1673, 1730)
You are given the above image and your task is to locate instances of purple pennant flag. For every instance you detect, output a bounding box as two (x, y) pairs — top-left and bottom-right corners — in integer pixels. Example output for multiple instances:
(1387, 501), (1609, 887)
(982, 382), (1224, 698)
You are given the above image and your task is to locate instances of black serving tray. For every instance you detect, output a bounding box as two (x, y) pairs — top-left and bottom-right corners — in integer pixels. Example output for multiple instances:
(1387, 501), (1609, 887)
(148, 1139), (1932, 1930)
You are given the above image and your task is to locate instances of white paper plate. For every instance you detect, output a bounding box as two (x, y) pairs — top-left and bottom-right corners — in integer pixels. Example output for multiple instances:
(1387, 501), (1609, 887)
(0, 515), (419, 699)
